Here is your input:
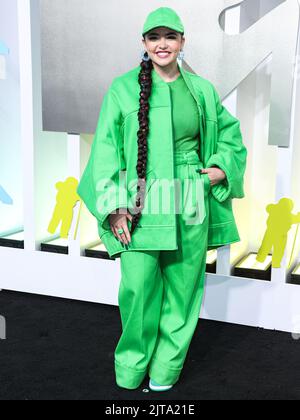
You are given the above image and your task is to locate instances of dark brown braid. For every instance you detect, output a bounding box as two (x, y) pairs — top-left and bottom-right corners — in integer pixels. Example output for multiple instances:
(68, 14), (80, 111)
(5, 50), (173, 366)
(130, 54), (154, 234)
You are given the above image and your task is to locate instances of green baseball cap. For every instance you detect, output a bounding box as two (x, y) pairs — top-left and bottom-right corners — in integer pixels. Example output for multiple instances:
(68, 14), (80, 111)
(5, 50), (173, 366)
(142, 7), (185, 36)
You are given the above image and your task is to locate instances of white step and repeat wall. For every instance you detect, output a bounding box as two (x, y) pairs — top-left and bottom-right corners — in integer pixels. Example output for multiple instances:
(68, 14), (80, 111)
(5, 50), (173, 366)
(1, 0), (300, 333)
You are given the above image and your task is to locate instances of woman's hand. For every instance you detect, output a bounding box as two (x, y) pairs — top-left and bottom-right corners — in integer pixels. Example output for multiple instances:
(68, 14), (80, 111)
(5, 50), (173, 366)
(200, 166), (226, 186)
(109, 208), (133, 245)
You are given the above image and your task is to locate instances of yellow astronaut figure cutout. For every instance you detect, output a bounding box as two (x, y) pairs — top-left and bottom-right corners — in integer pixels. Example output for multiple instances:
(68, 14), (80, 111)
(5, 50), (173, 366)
(48, 177), (80, 239)
(256, 198), (300, 268)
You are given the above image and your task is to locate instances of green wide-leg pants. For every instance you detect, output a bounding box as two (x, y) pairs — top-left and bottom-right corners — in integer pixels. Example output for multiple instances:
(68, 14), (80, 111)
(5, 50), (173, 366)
(114, 150), (210, 389)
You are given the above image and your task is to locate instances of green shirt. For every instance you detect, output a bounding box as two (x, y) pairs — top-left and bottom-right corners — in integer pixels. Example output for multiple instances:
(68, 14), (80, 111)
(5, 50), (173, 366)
(166, 73), (200, 152)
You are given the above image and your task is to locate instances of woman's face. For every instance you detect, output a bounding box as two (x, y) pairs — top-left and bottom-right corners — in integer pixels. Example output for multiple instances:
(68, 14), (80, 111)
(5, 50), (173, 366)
(142, 27), (185, 67)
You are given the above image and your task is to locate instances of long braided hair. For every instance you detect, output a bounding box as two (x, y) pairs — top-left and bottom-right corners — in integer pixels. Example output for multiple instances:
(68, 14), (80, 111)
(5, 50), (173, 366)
(129, 52), (154, 234)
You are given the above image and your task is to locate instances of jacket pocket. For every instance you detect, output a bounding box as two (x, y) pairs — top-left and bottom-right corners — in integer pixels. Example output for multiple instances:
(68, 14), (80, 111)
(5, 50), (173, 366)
(203, 172), (212, 194)
(195, 167), (211, 195)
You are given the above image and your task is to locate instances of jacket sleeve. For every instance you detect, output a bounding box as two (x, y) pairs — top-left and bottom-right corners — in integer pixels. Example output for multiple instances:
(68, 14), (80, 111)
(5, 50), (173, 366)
(77, 82), (128, 231)
(206, 85), (247, 203)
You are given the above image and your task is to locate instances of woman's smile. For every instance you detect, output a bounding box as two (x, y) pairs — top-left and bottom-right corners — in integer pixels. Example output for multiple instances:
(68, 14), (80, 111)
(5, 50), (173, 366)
(156, 52), (171, 59)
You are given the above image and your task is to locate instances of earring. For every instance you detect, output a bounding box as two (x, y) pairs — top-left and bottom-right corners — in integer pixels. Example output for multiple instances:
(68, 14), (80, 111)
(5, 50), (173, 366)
(178, 50), (185, 60)
(141, 50), (151, 62)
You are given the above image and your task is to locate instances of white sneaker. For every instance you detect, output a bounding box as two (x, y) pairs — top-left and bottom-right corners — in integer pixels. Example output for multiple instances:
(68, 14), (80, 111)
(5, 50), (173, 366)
(149, 378), (173, 391)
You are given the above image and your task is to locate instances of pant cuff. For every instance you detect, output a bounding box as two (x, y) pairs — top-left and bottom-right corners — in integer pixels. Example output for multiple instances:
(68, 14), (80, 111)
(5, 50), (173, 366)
(114, 360), (148, 390)
(148, 356), (182, 385)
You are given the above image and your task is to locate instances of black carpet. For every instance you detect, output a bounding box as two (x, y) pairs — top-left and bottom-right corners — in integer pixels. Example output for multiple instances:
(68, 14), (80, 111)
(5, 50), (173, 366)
(0, 289), (299, 400)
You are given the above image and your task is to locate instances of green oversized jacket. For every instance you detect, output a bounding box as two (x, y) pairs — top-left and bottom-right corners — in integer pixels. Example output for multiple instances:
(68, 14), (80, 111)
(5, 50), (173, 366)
(77, 64), (247, 259)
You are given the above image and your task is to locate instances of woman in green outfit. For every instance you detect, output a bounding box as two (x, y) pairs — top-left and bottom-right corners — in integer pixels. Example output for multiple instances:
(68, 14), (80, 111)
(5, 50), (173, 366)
(77, 7), (247, 392)
(114, 10), (222, 392)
